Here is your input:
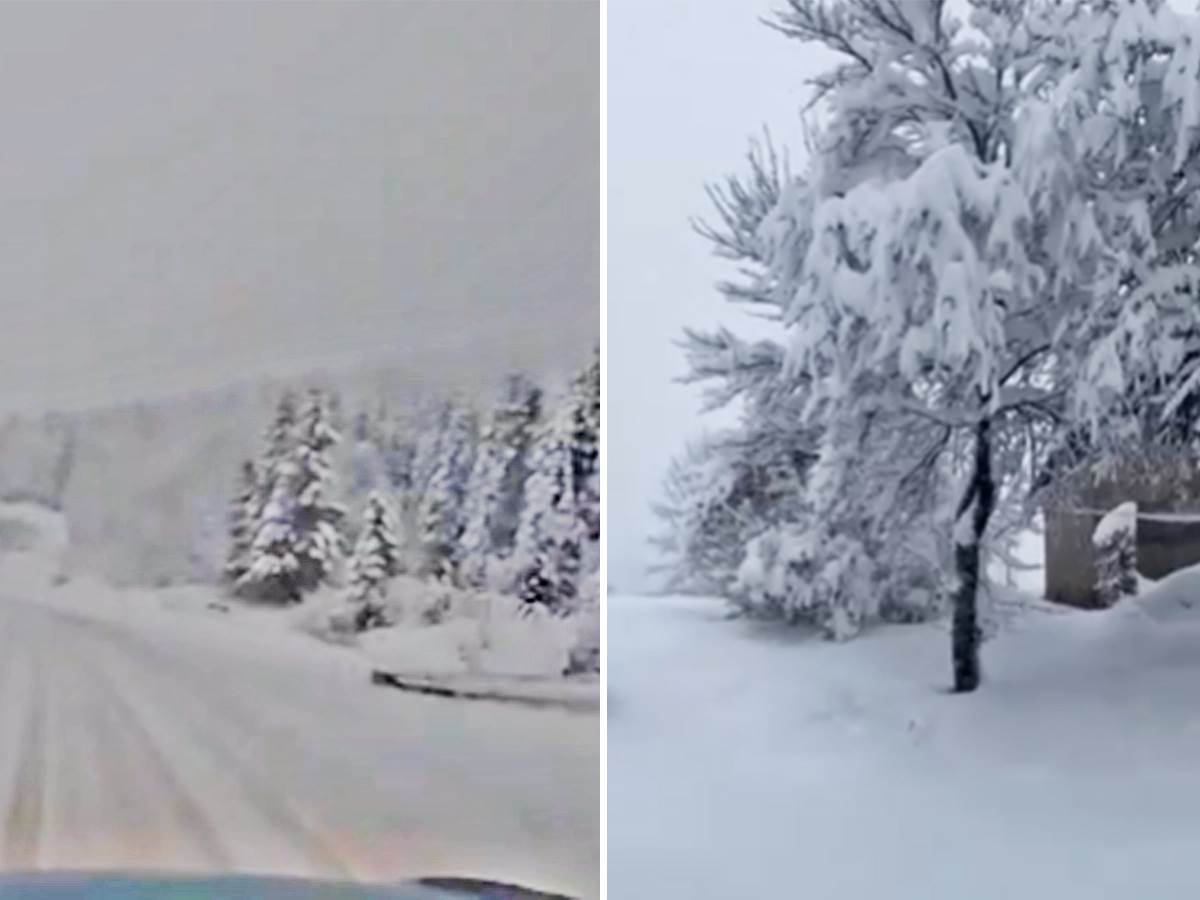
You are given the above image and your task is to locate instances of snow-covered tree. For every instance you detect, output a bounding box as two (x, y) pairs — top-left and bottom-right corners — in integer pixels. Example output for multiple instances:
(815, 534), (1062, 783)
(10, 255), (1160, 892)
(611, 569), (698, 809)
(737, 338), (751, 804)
(417, 401), (478, 581)
(568, 347), (601, 575)
(345, 491), (402, 630)
(1093, 501), (1138, 608)
(237, 458), (304, 603)
(291, 389), (347, 592)
(234, 392), (301, 602)
(236, 388), (346, 603)
(513, 396), (582, 613)
(648, 441), (729, 594)
(1055, 0), (1200, 452)
(256, 390), (300, 508)
(683, 0), (1160, 687)
(459, 374), (543, 587)
(223, 459), (259, 585)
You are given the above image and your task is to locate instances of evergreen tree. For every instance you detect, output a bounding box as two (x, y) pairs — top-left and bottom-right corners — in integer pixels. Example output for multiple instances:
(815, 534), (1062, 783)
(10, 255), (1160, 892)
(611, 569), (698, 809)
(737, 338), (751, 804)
(418, 402), (479, 581)
(237, 388), (346, 603)
(237, 458), (304, 603)
(257, 390), (300, 509)
(292, 389), (347, 592)
(459, 375), (543, 587)
(223, 459), (259, 585)
(234, 392), (301, 602)
(567, 347), (601, 575)
(513, 397), (581, 613)
(346, 491), (402, 630)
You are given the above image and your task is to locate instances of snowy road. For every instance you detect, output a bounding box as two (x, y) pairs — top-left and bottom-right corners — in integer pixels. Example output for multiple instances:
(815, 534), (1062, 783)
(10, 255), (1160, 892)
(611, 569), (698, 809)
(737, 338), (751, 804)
(0, 594), (598, 898)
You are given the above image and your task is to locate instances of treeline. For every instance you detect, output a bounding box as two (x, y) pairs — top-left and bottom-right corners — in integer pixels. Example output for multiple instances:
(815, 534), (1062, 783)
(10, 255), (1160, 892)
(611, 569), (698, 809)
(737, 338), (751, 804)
(224, 347), (600, 629)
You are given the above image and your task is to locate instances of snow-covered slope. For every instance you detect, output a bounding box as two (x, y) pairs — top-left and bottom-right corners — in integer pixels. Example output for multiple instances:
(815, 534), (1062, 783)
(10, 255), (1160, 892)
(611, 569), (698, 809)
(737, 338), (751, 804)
(610, 588), (1200, 899)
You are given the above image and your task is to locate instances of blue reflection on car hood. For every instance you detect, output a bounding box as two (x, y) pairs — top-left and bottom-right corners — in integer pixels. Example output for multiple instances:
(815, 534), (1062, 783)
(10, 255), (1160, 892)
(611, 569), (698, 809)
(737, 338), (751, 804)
(0, 873), (572, 899)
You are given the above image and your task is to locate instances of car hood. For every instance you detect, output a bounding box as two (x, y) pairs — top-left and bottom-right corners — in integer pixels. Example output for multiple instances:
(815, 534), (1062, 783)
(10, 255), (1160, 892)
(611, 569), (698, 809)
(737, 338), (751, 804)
(0, 873), (574, 899)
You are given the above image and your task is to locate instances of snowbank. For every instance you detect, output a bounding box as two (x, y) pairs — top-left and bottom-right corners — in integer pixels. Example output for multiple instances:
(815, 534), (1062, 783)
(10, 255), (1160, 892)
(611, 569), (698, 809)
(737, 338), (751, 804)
(610, 590), (1200, 899)
(0, 503), (597, 703)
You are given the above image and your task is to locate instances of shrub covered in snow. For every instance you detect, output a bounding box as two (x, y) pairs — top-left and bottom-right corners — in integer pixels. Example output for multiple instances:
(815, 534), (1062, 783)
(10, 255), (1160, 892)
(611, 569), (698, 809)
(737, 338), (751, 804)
(1093, 502), (1138, 607)
(733, 524), (930, 640)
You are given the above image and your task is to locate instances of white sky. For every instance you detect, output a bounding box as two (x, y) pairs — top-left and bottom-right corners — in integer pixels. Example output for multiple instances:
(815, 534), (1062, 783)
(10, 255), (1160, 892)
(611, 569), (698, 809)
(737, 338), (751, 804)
(0, 1), (598, 414)
(608, 0), (818, 591)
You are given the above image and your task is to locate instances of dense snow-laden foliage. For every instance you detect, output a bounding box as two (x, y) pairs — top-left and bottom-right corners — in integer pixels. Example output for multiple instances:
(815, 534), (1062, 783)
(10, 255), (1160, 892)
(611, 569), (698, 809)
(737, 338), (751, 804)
(1012, 0), (1200, 457)
(255, 391), (300, 512)
(458, 375), (543, 588)
(649, 440), (743, 596)
(290, 390), (348, 592)
(568, 347), (601, 576)
(418, 402), (479, 581)
(223, 460), (259, 585)
(236, 389), (347, 602)
(670, 0), (1200, 689)
(512, 353), (602, 613)
(345, 491), (403, 631)
(514, 397), (583, 612)
(237, 459), (305, 604)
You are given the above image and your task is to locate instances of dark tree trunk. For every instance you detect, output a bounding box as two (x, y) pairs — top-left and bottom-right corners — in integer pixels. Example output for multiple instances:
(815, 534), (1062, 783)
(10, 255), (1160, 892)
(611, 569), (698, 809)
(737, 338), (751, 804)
(952, 414), (996, 693)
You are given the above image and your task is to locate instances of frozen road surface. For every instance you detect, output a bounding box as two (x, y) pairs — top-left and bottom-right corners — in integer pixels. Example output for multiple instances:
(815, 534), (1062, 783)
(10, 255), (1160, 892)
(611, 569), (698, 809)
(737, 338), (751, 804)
(0, 594), (598, 898)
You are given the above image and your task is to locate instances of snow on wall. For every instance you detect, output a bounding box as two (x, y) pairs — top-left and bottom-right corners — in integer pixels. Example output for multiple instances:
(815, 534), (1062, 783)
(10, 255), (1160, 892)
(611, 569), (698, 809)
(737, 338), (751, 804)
(1093, 501), (1137, 548)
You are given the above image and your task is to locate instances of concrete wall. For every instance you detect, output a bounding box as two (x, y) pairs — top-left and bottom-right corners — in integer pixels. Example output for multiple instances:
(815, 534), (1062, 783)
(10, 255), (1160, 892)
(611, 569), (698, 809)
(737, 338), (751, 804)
(1044, 452), (1200, 608)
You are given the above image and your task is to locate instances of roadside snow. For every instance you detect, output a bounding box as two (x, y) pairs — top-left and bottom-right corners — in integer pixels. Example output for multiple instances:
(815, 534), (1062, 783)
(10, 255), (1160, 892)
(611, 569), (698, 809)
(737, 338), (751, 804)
(610, 588), (1200, 899)
(0, 502), (596, 699)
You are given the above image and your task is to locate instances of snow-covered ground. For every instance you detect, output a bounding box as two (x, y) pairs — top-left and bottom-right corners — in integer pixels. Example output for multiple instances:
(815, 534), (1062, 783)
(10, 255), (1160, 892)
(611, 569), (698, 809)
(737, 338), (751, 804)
(609, 588), (1200, 899)
(0, 504), (599, 898)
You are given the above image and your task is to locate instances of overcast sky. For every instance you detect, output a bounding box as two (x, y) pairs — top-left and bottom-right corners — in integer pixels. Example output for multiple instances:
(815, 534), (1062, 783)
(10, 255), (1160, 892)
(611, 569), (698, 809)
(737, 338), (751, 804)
(608, 0), (820, 591)
(0, 0), (597, 414)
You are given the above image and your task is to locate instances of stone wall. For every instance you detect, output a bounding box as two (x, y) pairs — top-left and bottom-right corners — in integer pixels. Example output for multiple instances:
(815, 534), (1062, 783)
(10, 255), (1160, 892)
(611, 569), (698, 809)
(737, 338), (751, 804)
(1043, 451), (1200, 608)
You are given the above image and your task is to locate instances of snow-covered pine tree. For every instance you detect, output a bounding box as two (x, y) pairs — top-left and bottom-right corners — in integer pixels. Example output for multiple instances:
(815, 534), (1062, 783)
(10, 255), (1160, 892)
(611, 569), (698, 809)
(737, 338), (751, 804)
(458, 374), (543, 588)
(223, 459), (259, 585)
(291, 388), (348, 593)
(648, 441), (723, 594)
(568, 347), (601, 577)
(346, 490), (402, 630)
(256, 390), (300, 509)
(236, 458), (304, 604)
(417, 401), (478, 581)
(233, 391), (300, 601)
(513, 393), (581, 614)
